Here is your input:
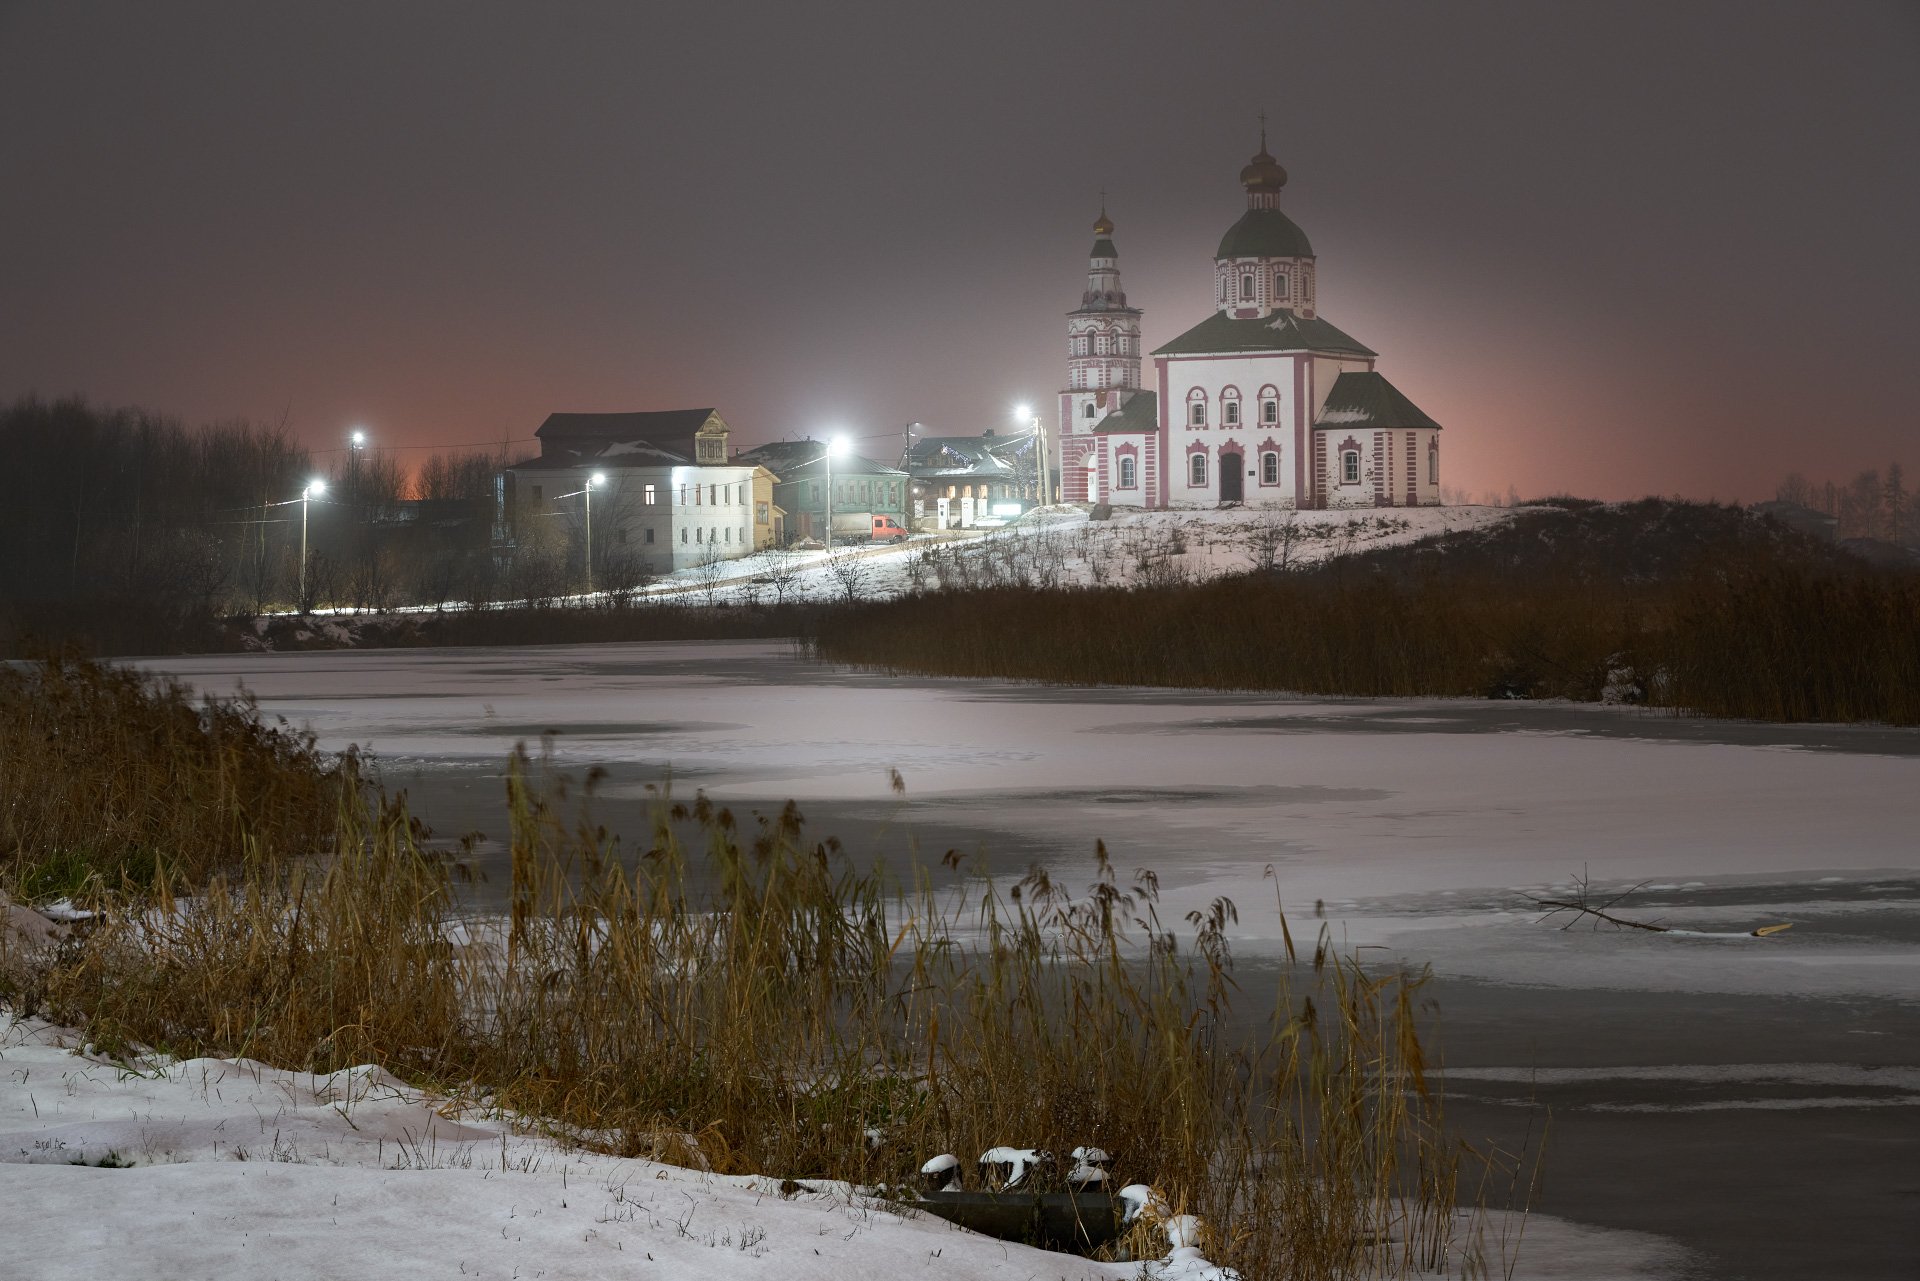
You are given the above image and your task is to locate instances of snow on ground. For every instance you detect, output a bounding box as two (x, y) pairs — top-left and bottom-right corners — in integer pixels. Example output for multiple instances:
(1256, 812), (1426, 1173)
(0, 1012), (1683, 1281)
(611, 503), (1519, 607)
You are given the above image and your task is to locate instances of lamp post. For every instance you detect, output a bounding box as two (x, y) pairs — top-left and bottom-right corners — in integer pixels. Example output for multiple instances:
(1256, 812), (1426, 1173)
(823, 435), (849, 550)
(1015, 404), (1051, 507)
(347, 428), (368, 503)
(299, 478), (326, 609)
(583, 471), (604, 595)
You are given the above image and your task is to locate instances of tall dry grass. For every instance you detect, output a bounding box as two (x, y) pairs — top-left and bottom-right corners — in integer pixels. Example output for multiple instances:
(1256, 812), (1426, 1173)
(1, 662), (1509, 1278)
(811, 561), (1920, 724)
(0, 658), (342, 895)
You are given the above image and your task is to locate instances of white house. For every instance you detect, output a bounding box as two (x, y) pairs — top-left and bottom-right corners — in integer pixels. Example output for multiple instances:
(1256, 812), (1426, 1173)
(501, 409), (763, 576)
(1058, 136), (1443, 509)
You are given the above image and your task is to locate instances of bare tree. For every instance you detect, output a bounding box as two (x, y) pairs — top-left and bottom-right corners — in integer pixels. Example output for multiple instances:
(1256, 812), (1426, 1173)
(1242, 507), (1302, 572)
(598, 550), (654, 608)
(825, 550), (873, 603)
(763, 548), (803, 605)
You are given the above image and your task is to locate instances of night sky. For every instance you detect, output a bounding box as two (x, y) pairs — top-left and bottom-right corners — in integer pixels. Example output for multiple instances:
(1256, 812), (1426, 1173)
(3, 1), (1916, 499)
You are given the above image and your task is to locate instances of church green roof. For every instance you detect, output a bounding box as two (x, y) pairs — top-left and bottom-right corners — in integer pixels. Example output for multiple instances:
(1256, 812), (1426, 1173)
(1216, 208), (1313, 260)
(1093, 391), (1158, 434)
(1312, 371), (1442, 431)
(1090, 237), (1118, 258)
(1152, 309), (1376, 358)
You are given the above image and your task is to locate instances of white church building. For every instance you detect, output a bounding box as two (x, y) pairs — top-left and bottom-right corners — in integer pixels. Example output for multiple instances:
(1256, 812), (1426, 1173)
(1058, 136), (1443, 509)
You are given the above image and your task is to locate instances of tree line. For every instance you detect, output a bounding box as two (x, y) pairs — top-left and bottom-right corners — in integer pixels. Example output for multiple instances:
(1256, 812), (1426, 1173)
(1776, 463), (1918, 545)
(0, 397), (508, 652)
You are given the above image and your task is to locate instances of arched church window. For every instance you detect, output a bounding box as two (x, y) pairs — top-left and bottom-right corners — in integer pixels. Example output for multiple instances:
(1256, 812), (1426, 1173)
(1261, 451), (1280, 485)
(1118, 456), (1137, 489)
(1190, 453), (1208, 487)
(1342, 450), (1361, 485)
(1224, 401), (1239, 425)
(1428, 438), (1439, 485)
(1083, 403), (1096, 419)
(1262, 398), (1278, 424)
(1187, 389), (1207, 428)
(1240, 274), (1254, 301)
(1274, 270), (1288, 298)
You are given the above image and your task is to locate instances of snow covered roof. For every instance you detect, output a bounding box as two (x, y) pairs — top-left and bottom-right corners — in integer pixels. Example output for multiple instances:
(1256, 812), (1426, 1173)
(1312, 371), (1442, 431)
(1152, 309), (1374, 359)
(1093, 390), (1158, 434)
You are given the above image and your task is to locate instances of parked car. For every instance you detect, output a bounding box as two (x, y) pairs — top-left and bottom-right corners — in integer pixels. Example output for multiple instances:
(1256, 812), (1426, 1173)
(831, 512), (910, 544)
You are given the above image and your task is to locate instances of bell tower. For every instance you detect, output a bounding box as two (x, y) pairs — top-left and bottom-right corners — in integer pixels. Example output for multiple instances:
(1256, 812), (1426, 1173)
(1060, 204), (1143, 438)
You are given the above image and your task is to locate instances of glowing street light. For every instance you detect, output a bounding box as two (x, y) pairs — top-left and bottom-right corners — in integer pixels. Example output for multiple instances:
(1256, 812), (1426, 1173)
(299, 478), (326, 609)
(1015, 403), (1051, 508)
(349, 428), (368, 450)
(824, 434), (850, 551)
(583, 472), (605, 595)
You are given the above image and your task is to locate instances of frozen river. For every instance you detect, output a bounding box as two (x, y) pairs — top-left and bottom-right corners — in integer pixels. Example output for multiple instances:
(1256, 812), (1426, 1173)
(150, 639), (1920, 1279)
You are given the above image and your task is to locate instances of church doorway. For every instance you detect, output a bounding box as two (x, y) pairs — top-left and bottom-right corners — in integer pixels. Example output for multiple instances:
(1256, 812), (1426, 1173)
(1218, 451), (1244, 503)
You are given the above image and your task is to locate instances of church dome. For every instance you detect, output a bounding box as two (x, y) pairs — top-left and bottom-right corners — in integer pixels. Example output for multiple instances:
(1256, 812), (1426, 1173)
(1216, 207), (1313, 260)
(1093, 210), (1114, 236)
(1239, 146), (1288, 193)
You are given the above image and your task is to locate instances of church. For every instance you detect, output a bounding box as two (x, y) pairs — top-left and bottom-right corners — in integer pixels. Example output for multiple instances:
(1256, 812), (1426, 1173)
(1057, 135), (1443, 509)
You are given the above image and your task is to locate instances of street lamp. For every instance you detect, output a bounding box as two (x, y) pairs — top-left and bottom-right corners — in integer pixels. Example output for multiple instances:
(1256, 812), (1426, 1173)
(823, 435), (849, 551)
(299, 478), (326, 609)
(583, 472), (605, 595)
(1015, 404), (1051, 507)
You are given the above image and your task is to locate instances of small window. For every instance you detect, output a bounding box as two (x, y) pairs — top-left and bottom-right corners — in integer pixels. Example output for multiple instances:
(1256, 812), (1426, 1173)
(708, 485), (717, 505)
(1261, 451), (1280, 485)
(1189, 402), (1205, 427)
(1428, 440), (1439, 485)
(530, 484), (543, 503)
(1342, 450), (1361, 485)
(724, 527), (732, 544)
(695, 527), (703, 543)
(1262, 399), (1278, 424)
(1118, 455), (1137, 489)
(645, 528), (655, 544)
(810, 482), (820, 504)
(643, 483), (656, 505)
(740, 525), (748, 545)
(1189, 453), (1208, 487)
(680, 527), (688, 543)
(1274, 270), (1288, 298)
(1240, 274), (1254, 301)
(1224, 401), (1240, 426)
(1083, 403), (1096, 419)
(756, 501), (769, 523)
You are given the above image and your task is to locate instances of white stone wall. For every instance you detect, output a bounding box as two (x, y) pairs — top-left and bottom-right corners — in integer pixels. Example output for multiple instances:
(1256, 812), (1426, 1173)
(511, 464), (759, 574)
(1160, 351), (1302, 507)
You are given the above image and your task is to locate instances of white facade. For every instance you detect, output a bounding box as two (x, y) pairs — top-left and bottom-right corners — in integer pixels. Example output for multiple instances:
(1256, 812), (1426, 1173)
(508, 463), (760, 574)
(1056, 139), (1444, 511)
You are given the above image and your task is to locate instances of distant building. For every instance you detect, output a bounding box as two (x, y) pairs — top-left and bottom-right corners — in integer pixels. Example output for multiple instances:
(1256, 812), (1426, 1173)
(1751, 500), (1839, 543)
(733, 439), (908, 543)
(499, 409), (761, 575)
(1058, 134), (1444, 509)
(901, 431), (1036, 528)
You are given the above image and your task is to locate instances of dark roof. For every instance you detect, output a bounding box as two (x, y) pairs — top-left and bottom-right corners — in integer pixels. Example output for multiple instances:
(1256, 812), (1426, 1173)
(904, 435), (1019, 479)
(734, 439), (826, 468)
(1152, 310), (1376, 358)
(1094, 390), (1158, 434)
(1090, 237), (1118, 258)
(1216, 208), (1313, 260)
(1312, 371), (1442, 431)
(536, 409), (717, 441)
(769, 453), (907, 480)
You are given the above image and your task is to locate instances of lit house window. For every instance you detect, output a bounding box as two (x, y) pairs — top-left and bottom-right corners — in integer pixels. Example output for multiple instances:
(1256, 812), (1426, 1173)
(643, 484), (656, 505)
(1118, 455), (1137, 489)
(1261, 451), (1280, 485)
(1342, 450), (1361, 484)
(1189, 453), (1208, 487)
